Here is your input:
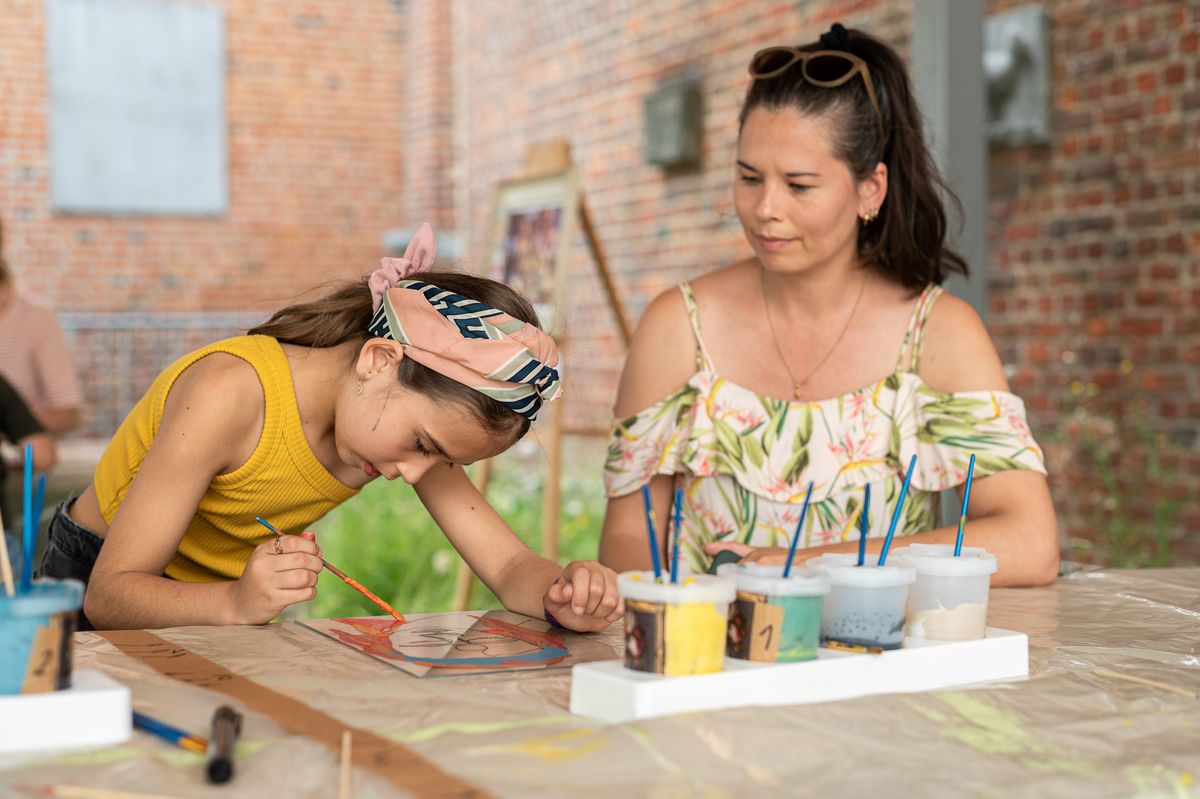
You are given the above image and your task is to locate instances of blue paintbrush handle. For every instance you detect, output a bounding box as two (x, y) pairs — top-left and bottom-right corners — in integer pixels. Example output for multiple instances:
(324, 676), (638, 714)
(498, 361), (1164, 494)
(953, 454), (976, 557)
(782, 482), (814, 578)
(878, 455), (917, 566)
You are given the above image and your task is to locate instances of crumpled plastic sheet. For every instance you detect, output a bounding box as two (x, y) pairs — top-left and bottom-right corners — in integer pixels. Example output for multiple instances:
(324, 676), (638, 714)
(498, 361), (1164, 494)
(1, 568), (1197, 798)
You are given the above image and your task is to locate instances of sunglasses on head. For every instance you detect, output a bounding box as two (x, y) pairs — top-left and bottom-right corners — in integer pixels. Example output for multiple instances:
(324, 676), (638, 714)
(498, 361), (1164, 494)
(748, 47), (885, 140)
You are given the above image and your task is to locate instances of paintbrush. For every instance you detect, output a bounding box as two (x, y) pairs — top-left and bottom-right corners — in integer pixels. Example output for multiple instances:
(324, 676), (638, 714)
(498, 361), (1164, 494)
(254, 517), (405, 622)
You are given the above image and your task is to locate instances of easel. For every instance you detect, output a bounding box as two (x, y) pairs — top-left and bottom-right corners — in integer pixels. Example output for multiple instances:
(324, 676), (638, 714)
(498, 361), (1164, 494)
(453, 140), (633, 610)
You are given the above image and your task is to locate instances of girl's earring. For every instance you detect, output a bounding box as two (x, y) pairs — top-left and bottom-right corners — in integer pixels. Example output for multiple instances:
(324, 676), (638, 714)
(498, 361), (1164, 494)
(355, 373), (367, 395)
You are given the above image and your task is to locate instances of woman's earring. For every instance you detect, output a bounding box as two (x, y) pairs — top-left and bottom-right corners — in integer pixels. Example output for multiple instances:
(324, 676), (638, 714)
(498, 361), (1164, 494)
(859, 208), (878, 223)
(355, 373), (367, 395)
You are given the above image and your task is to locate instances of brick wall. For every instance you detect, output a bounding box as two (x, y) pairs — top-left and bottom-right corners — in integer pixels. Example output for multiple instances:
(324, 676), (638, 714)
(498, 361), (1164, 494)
(2, 0), (1195, 561)
(444, 0), (1196, 561)
(451, 0), (911, 431)
(0, 0), (407, 435)
(987, 0), (1198, 562)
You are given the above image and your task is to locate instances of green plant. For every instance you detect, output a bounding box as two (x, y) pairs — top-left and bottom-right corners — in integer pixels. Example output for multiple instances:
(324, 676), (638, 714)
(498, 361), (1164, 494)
(1049, 377), (1183, 569)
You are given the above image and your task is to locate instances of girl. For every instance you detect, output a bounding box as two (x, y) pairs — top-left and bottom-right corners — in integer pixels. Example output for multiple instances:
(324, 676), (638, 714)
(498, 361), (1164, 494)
(599, 24), (1058, 587)
(42, 225), (623, 630)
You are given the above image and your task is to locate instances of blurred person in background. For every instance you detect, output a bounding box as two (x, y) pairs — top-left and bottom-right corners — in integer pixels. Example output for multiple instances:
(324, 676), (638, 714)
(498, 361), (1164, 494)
(0, 217), (83, 436)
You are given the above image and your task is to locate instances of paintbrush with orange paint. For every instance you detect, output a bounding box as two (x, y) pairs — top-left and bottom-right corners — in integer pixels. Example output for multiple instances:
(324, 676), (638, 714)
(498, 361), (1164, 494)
(255, 516), (405, 623)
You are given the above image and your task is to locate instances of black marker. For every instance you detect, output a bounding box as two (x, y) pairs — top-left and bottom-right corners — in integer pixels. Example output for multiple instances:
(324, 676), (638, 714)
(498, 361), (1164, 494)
(206, 705), (243, 784)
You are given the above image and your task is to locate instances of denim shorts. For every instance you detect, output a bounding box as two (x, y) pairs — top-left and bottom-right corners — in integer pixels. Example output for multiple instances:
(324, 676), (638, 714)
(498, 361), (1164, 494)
(38, 496), (104, 632)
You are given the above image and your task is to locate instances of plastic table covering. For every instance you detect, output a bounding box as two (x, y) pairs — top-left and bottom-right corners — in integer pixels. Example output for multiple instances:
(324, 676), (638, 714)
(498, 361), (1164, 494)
(1, 568), (1197, 798)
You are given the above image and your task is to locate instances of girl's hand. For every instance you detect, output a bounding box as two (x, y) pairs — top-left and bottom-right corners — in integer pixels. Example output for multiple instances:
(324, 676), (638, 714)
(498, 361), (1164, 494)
(543, 560), (624, 633)
(230, 532), (324, 624)
(704, 541), (789, 565)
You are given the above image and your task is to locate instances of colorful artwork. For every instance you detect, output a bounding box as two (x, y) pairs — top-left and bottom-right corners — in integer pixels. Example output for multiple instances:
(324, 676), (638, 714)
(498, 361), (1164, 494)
(301, 610), (619, 678)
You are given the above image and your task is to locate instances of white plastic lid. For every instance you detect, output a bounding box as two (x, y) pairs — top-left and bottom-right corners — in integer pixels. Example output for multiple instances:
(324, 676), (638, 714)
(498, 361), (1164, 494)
(716, 563), (831, 597)
(617, 571), (736, 605)
(891, 544), (998, 577)
(806, 554), (916, 588)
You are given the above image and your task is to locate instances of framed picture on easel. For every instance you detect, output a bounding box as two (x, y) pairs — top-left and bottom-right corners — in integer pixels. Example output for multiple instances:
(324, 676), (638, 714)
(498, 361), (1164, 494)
(489, 170), (579, 338)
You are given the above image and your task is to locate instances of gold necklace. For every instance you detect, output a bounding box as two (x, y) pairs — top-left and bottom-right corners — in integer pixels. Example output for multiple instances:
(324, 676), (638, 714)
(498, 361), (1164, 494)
(761, 270), (867, 399)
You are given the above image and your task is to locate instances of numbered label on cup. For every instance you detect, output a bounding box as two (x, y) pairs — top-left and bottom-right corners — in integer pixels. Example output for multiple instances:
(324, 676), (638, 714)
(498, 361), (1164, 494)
(727, 591), (784, 662)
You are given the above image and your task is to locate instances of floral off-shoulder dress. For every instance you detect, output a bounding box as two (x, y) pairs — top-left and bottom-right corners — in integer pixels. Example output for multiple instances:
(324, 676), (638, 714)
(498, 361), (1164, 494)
(604, 282), (1047, 575)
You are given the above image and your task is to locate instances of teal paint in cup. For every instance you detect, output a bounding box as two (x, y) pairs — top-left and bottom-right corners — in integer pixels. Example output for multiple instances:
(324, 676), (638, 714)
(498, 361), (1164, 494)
(718, 563), (830, 662)
(0, 579), (84, 694)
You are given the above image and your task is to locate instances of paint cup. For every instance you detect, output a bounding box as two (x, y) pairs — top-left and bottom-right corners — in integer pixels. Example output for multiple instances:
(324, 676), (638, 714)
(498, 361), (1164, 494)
(892, 543), (998, 640)
(0, 578), (84, 694)
(807, 554), (915, 650)
(717, 563), (830, 663)
(618, 571), (735, 676)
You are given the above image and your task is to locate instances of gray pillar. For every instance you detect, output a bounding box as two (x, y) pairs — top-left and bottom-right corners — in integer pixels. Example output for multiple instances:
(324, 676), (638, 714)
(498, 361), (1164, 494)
(911, 1), (988, 525)
(911, 0), (988, 316)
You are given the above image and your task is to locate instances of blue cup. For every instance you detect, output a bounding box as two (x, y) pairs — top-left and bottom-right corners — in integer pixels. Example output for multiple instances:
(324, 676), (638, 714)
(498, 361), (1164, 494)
(0, 579), (84, 694)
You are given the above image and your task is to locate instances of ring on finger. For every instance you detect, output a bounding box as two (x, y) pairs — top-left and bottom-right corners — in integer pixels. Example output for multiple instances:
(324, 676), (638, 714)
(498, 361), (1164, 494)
(273, 538), (284, 555)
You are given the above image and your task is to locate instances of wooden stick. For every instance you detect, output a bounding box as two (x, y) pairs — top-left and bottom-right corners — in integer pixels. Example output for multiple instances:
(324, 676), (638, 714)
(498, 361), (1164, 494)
(1094, 669), (1198, 698)
(51, 785), (187, 799)
(578, 198), (632, 347)
(541, 399), (563, 564)
(338, 729), (353, 799)
(0, 505), (14, 597)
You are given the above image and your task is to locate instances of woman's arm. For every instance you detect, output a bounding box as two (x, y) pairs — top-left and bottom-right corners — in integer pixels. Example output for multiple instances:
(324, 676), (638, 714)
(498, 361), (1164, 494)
(709, 471), (1059, 586)
(599, 287), (699, 572)
(415, 464), (621, 631)
(85, 355), (323, 629)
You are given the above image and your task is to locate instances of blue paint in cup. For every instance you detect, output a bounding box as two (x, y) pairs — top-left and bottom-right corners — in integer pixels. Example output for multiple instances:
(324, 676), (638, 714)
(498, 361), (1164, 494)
(0, 579), (84, 694)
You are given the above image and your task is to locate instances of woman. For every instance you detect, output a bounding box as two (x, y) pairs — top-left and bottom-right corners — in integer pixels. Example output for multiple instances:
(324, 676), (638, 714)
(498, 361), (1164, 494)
(599, 24), (1057, 587)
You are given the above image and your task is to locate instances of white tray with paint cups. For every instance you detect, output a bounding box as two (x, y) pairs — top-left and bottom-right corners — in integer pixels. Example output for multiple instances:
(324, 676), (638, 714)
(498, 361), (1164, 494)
(891, 544), (998, 640)
(569, 626), (1028, 723)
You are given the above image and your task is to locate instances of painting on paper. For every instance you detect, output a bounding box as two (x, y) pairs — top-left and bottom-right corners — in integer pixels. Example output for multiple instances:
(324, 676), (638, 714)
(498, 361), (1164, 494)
(301, 610), (620, 678)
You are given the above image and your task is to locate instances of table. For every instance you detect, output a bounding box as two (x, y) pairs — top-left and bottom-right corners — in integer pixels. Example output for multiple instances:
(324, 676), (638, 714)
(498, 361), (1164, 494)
(2, 568), (1198, 798)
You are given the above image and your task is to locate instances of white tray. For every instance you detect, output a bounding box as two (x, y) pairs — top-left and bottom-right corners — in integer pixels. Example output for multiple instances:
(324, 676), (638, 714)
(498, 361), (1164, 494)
(0, 669), (131, 753)
(570, 627), (1028, 723)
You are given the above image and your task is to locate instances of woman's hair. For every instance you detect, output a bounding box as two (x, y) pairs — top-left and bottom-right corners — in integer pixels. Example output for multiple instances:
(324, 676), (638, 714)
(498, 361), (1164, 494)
(739, 25), (968, 290)
(249, 271), (540, 441)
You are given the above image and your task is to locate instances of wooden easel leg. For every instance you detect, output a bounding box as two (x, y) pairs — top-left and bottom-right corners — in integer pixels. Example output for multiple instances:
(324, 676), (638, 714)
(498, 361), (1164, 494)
(541, 400), (563, 564)
(578, 198), (632, 348)
(453, 459), (495, 611)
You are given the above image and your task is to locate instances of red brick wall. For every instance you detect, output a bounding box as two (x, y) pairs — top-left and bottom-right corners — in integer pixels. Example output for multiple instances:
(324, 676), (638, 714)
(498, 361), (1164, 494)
(451, 0), (911, 431)
(2, 1), (1195, 560)
(0, 0), (407, 434)
(987, 0), (1198, 562)
(444, 0), (1196, 561)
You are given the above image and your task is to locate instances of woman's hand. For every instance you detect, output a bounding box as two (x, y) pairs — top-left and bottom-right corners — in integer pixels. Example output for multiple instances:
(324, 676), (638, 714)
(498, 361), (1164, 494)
(704, 540), (790, 565)
(543, 560), (624, 633)
(229, 532), (324, 624)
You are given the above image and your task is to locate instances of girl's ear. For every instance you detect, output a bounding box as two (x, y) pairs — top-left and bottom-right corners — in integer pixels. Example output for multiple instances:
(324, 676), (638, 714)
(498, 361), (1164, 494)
(355, 338), (405, 381)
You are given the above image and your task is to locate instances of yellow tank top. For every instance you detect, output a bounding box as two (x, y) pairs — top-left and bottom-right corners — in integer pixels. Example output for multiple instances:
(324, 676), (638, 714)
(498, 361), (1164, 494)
(93, 335), (360, 582)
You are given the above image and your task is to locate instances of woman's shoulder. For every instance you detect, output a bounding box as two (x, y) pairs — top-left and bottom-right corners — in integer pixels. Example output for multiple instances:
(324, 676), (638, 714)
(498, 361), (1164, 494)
(918, 288), (1010, 394)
